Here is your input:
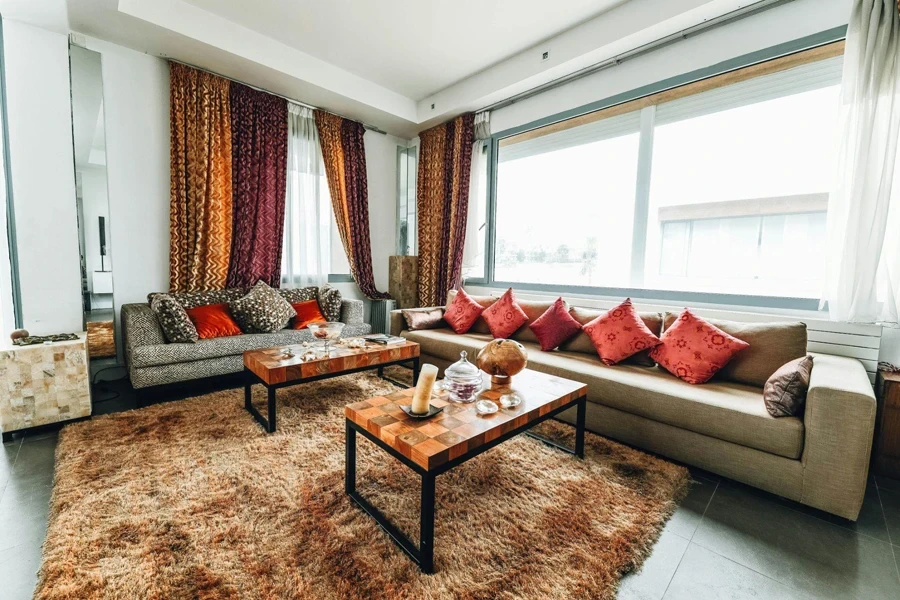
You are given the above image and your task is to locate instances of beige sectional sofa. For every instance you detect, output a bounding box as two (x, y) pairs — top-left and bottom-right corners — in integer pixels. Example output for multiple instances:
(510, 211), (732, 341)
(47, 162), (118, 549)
(391, 295), (876, 521)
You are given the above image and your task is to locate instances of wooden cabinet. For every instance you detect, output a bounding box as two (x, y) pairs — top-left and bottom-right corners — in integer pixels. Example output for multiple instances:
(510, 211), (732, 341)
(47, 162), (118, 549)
(875, 370), (900, 478)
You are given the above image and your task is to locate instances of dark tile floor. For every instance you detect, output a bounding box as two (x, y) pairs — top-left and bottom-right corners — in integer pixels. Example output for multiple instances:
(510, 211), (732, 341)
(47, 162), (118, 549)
(1, 367), (899, 599)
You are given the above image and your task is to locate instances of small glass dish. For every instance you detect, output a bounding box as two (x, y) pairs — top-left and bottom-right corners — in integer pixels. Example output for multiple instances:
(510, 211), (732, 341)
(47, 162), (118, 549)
(475, 399), (499, 415)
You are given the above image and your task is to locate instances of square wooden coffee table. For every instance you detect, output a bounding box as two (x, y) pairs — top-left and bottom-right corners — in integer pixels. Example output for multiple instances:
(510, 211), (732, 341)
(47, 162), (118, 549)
(344, 368), (588, 573)
(243, 340), (420, 433)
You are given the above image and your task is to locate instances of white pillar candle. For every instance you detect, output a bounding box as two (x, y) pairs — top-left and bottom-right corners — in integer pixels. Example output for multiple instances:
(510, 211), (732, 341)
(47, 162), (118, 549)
(411, 364), (439, 414)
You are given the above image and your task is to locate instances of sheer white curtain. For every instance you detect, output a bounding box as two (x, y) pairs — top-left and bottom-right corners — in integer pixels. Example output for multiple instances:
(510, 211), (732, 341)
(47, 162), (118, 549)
(462, 111), (491, 279)
(282, 104), (331, 288)
(824, 0), (900, 322)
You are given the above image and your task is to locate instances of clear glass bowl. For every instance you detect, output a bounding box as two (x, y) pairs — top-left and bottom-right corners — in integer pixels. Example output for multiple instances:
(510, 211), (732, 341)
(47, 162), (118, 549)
(307, 322), (345, 355)
(443, 351), (482, 403)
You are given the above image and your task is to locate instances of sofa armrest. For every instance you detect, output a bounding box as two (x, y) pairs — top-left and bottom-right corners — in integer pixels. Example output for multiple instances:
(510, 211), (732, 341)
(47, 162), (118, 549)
(390, 306), (443, 337)
(800, 354), (876, 520)
(340, 299), (365, 325)
(121, 303), (166, 375)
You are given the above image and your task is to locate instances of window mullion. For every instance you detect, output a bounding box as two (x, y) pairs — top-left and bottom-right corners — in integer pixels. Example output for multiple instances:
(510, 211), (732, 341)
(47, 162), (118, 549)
(630, 105), (656, 288)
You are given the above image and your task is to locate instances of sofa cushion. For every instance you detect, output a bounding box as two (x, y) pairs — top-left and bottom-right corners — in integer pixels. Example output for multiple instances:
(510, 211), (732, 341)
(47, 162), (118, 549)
(482, 288), (528, 339)
(446, 289), (496, 335)
(652, 309), (750, 384)
(318, 284), (343, 322)
(529, 298), (582, 351)
(511, 299), (556, 343)
(561, 307), (663, 367)
(149, 288), (247, 310)
(402, 308), (444, 331)
(290, 300), (327, 330)
(663, 314), (807, 388)
(764, 355), (814, 417)
(131, 323), (373, 368)
(583, 298), (661, 365)
(524, 346), (804, 459)
(230, 282), (296, 333)
(185, 303), (242, 339)
(150, 294), (198, 343)
(402, 328), (493, 363)
(408, 328), (804, 459)
(444, 288), (486, 334)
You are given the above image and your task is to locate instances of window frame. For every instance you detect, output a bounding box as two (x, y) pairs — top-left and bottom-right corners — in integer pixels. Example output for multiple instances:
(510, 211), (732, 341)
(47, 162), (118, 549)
(467, 27), (847, 312)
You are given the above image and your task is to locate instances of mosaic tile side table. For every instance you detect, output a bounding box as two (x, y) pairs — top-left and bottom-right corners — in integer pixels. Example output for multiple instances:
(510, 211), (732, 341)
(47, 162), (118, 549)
(0, 333), (92, 442)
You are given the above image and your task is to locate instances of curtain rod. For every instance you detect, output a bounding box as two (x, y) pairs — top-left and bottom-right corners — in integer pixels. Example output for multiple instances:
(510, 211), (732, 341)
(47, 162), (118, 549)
(480, 0), (795, 113)
(166, 58), (388, 135)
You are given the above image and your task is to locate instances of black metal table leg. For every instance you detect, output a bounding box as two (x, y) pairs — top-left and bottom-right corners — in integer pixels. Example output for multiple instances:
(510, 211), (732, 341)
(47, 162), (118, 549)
(420, 473), (436, 574)
(267, 387), (276, 433)
(575, 395), (586, 459)
(345, 420), (356, 494)
(377, 365), (385, 378)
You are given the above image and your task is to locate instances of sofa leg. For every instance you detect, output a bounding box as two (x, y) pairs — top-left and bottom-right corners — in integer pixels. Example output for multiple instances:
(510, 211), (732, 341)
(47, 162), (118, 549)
(2, 431), (13, 444)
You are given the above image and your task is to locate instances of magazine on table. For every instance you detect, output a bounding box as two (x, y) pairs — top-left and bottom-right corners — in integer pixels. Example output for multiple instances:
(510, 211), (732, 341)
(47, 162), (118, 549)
(362, 334), (406, 345)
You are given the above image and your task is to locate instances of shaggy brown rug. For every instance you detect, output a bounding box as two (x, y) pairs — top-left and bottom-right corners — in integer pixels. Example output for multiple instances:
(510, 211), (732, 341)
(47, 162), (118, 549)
(36, 369), (689, 600)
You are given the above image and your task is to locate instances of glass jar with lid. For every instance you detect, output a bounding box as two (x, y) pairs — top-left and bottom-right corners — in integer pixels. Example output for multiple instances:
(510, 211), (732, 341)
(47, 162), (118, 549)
(443, 351), (483, 403)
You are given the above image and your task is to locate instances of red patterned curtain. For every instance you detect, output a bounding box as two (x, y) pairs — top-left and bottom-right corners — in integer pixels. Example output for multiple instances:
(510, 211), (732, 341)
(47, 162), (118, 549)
(315, 111), (390, 299)
(226, 83), (289, 288)
(417, 113), (476, 306)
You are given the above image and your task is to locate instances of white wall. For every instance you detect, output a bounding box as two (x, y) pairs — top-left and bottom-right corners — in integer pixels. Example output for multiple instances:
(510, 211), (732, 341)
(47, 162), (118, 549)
(83, 37), (170, 363)
(3, 20), (83, 335)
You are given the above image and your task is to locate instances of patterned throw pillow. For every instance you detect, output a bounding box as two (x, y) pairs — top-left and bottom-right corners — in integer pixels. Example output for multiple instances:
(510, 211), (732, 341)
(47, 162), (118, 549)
(318, 285), (343, 322)
(229, 282), (297, 333)
(148, 289), (246, 310)
(150, 294), (199, 343)
(278, 286), (319, 304)
(650, 309), (750, 384)
(529, 298), (582, 351)
(444, 288), (485, 334)
(482, 288), (529, 339)
(764, 355), (814, 417)
(583, 299), (661, 365)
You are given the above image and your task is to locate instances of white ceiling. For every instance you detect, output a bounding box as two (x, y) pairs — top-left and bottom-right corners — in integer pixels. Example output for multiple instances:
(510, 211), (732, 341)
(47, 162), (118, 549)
(62, 0), (770, 137)
(182, 0), (625, 100)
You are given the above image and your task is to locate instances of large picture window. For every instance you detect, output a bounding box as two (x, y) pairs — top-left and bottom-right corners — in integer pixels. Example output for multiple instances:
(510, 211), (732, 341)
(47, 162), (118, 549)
(477, 42), (844, 307)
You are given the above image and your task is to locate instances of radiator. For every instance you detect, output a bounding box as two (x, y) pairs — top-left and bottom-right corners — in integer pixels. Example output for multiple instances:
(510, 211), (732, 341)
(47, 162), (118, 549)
(370, 299), (397, 335)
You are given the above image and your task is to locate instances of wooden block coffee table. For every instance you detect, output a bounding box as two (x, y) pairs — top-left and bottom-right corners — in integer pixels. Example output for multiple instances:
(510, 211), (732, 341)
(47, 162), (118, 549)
(243, 340), (420, 433)
(344, 368), (588, 573)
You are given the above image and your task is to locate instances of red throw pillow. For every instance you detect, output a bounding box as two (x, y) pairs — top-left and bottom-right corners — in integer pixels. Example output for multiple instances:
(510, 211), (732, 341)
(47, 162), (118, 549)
(444, 288), (485, 334)
(185, 303), (243, 339)
(650, 308), (750, 384)
(583, 298), (661, 365)
(291, 300), (327, 330)
(530, 297), (582, 351)
(482, 288), (528, 339)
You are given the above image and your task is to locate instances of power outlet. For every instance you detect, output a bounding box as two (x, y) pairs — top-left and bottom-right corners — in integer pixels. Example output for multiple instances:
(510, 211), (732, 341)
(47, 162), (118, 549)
(541, 50), (550, 62)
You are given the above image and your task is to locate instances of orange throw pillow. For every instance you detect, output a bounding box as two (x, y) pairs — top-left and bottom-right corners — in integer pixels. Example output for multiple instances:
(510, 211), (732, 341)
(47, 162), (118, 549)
(583, 298), (661, 365)
(650, 308), (750, 384)
(185, 303), (243, 339)
(291, 300), (327, 330)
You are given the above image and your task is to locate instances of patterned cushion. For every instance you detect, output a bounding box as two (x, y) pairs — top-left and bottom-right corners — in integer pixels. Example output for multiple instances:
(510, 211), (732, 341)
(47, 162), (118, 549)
(583, 298), (661, 366)
(150, 294), (198, 343)
(650, 309), (750, 384)
(482, 288), (528, 339)
(444, 288), (485, 334)
(148, 289), (247, 310)
(229, 282), (297, 333)
(529, 298), (582, 351)
(318, 285), (343, 322)
(278, 286), (319, 304)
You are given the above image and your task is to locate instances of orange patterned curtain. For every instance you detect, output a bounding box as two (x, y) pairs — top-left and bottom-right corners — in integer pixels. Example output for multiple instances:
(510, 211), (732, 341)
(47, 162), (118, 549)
(169, 62), (233, 293)
(314, 110), (390, 299)
(417, 113), (476, 307)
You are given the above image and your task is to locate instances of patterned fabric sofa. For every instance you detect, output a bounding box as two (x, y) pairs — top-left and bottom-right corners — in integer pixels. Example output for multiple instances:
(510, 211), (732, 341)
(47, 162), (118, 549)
(123, 287), (370, 389)
(391, 293), (876, 521)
